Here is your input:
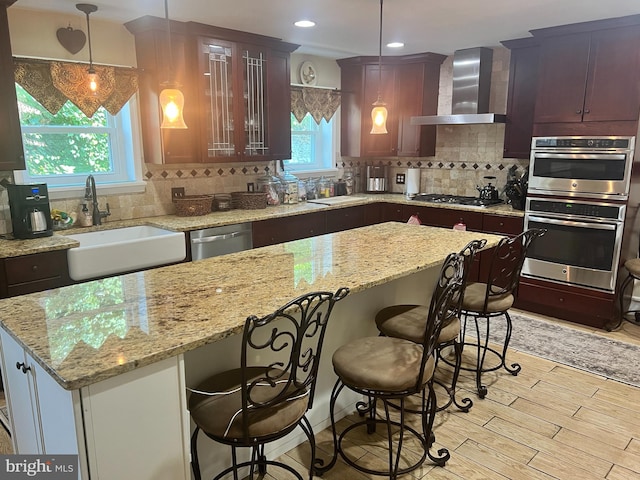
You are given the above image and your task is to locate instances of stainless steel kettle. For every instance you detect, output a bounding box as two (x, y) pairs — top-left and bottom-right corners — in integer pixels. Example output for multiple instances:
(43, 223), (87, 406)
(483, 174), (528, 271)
(28, 208), (48, 232)
(476, 176), (499, 200)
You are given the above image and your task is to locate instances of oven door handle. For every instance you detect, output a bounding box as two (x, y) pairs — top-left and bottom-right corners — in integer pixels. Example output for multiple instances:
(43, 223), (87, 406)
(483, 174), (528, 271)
(533, 152), (627, 160)
(527, 215), (618, 231)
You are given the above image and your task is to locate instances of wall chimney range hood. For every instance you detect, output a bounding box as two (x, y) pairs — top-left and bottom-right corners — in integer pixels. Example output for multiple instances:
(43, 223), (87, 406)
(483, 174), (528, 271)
(411, 47), (506, 126)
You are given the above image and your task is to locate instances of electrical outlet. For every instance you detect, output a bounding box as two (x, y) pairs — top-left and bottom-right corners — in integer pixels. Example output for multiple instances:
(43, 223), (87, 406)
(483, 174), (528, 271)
(171, 187), (185, 200)
(396, 173), (406, 185)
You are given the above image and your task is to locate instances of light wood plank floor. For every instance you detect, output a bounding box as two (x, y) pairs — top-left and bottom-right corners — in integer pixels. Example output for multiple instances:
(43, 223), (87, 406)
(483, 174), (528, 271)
(272, 310), (640, 480)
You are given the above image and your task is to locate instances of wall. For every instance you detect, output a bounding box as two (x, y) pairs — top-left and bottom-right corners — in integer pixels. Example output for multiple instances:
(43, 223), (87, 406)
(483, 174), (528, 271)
(1, 7), (525, 236)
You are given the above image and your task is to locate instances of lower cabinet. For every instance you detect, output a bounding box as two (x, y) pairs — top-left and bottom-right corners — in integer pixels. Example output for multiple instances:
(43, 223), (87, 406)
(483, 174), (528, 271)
(403, 205), (484, 231)
(0, 329), (190, 479)
(0, 328), (79, 456)
(326, 206), (366, 233)
(516, 277), (614, 329)
(0, 250), (71, 298)
(252, 211), (327, 247)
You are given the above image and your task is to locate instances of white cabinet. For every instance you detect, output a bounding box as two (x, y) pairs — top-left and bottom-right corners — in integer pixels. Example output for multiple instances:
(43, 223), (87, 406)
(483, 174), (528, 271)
(0, 329), (190, 480)
(0, 328), (80, 456)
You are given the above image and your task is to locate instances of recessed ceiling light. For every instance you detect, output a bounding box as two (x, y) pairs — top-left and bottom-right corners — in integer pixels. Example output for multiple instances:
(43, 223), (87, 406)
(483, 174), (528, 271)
(294, 20), (316, 28)
(387, 42), (404, 48)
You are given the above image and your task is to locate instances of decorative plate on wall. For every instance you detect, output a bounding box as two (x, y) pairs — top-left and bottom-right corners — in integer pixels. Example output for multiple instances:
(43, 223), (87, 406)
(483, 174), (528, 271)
(299, 61), (318, 86)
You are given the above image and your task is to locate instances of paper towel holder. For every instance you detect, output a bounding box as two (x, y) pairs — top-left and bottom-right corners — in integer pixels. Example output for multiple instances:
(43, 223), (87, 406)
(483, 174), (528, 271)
(405, 168), (421, 199)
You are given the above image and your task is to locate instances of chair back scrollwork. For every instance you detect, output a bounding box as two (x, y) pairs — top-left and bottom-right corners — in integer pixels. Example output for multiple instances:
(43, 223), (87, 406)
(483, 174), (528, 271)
(484, 228), (546, 312)
(240, 288), (349, 426)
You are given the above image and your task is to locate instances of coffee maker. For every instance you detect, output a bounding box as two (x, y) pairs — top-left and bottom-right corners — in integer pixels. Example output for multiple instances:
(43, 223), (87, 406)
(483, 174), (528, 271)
(7, 183), (53, 239)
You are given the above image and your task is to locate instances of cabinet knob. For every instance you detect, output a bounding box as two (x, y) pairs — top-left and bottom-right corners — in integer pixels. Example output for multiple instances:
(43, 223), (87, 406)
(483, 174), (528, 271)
(32, 265), (38, 272)
(16, 362), (31, 374)
(584, 109), (590, 114)
(576, 109), (582, 114)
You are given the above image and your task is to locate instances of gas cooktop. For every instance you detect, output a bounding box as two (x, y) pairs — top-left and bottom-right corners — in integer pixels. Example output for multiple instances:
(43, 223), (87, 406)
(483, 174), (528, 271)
(412, 193), (504, 207)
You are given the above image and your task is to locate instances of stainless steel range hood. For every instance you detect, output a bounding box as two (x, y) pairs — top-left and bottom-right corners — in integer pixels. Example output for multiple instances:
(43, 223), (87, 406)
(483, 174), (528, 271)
(411, 47), (506, 126)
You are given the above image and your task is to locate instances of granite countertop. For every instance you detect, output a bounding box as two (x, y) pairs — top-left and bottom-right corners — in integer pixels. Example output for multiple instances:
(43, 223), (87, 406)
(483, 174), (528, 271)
(0, 223), (503, 390)
(0, 194), (523, 258)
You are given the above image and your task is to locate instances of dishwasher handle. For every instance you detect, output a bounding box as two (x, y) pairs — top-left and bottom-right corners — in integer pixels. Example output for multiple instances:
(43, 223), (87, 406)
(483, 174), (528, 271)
(191, 231), (248, 244)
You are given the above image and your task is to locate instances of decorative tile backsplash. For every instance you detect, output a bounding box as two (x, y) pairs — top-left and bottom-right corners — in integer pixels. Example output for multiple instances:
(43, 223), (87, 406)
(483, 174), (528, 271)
(0, 124), (528, 235)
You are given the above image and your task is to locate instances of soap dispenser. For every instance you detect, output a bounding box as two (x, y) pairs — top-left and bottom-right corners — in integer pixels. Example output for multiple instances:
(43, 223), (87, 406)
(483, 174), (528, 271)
(78, 203), (93, 227)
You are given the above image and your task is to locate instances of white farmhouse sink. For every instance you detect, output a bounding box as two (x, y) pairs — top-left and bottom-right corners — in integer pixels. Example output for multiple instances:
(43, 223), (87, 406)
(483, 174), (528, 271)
(66, 226), (186, 281)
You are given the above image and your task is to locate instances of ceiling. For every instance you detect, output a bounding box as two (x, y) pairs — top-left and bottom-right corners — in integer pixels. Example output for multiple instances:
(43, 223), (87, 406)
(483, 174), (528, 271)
(11, 0), (640, 58)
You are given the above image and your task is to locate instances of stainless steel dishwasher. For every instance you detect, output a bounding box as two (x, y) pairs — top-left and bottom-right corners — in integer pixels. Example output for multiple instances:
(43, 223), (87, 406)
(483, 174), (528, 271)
(189, 223), (253, 260)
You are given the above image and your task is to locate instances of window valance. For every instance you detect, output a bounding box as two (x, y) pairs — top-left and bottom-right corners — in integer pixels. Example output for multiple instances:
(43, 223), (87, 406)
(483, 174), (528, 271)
(14, 57), (138, 118)
(291, 86), (341, 124)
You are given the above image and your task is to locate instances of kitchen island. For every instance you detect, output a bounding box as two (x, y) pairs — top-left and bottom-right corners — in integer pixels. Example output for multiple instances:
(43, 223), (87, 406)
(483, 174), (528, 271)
(0, 222), (503, 479)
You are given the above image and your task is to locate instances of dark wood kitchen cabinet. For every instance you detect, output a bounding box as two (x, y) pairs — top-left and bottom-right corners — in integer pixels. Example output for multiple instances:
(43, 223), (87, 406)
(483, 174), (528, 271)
(126, 17), (297, 164)
(0, 250), (71, 298)
(325, 206), (366, 234)
(531, 17), (640, 132)
(516, 277), (614, 329)
(403, 205), (483, 231)
(337, 53), (445, 158)
(500, 37), (539, 159)
(252, 211), (326, 248)
(0, 0), (26, 172)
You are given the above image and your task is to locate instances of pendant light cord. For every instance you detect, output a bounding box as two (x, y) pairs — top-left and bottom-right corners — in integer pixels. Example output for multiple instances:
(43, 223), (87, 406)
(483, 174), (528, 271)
(377, 0), (383, 100)
(84, 11), (93, 69)
(165, 0), (174, 84)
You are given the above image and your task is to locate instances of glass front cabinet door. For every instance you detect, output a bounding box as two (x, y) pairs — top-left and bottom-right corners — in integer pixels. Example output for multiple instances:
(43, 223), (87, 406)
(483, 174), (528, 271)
(199, 37), (293, 162)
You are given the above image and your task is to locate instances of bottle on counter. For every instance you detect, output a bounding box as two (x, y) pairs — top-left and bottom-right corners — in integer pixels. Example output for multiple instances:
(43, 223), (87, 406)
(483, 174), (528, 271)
(318, 176), (331, 198)
(344, 169), (354, 195)
(78, 203), (93, 227)
(278, 171), (299, 204)
(297, 179), (307, 202)
(257, 175), (282, 206)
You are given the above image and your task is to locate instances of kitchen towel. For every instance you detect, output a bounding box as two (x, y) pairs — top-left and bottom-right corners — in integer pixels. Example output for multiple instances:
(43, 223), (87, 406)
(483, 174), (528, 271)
(406, 168), (420, 197)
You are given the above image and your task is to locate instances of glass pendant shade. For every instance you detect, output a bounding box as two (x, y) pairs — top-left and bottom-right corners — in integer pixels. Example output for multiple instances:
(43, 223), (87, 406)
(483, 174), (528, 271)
(159, 87), (187, 129)
(370, 100), (388, 134)
(87, 68), (98, 93)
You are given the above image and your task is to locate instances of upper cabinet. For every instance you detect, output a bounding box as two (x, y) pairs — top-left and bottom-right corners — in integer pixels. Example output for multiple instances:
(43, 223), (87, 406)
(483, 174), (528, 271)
(501, 37), (539, 159)
(0, 0), (26, 171)
(197, 37), (293, 162)
(531, 16), (640, 132)
(125, 17), (297, 164)
(337, 53), (445, 158)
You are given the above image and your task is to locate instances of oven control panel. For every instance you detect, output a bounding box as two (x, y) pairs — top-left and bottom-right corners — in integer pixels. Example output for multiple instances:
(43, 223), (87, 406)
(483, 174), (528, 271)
(532, 136), (634, 150)
(528, 199), (623, 220)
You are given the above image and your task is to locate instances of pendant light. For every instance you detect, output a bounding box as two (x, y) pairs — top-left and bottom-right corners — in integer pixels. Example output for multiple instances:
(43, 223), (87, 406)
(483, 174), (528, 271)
(370, 0), (388, 134)
(159, 0), (187, 129)
(76, 3), (99, 94)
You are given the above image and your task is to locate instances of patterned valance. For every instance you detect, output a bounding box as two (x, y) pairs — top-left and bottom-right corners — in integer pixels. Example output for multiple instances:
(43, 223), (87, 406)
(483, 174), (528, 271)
(14, 57), (138, 118)
(291, 86), (341, 124)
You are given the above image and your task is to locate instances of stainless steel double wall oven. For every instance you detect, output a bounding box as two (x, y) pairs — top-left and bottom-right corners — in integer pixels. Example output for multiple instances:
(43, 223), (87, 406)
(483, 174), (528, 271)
(523, 136), (635, 293)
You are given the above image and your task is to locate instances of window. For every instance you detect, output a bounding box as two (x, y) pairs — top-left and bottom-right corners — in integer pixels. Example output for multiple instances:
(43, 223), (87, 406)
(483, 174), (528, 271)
(284, 112), (336, 174)
(14, 84), (143, 197)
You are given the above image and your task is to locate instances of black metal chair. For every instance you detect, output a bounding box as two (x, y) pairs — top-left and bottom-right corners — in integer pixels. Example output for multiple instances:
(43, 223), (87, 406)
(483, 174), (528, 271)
(374, 239), (487, 413)
(456, 228), (545, 399)
(315, 252), (465, 479)
(188, 288), (349, 480)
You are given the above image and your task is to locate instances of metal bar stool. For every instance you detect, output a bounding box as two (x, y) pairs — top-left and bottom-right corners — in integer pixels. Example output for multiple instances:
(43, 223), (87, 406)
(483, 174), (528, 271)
(607, 241), (640, 331)
(314, 253), (465, 479)
(188, 288), (349, 480)
(374, 239), (487, 413)
(454, 228), (545, 399)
